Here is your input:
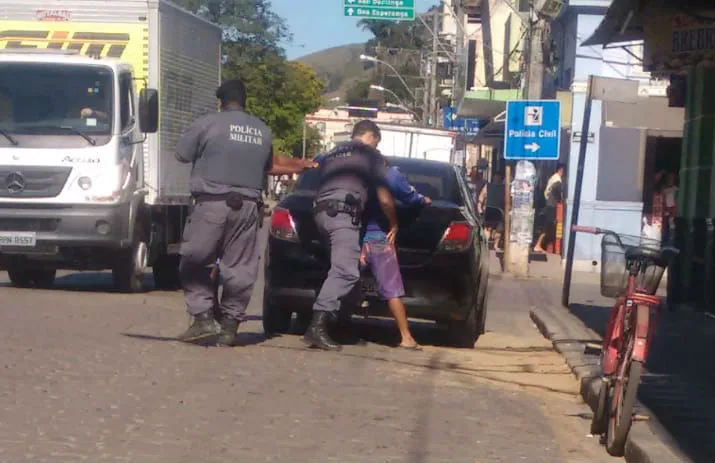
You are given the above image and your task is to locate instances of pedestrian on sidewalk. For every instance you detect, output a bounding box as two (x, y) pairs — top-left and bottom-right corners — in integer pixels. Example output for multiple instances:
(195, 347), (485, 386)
(534, 163), (564, 253)
(175, 79), (315, 347)
(360, 158), (431, 350)
(303, 120), (398, 351)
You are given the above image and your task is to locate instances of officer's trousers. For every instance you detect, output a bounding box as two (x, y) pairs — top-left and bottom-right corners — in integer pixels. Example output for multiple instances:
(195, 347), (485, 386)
(312, 211), (361, 313)
(179, 199), (260, 321)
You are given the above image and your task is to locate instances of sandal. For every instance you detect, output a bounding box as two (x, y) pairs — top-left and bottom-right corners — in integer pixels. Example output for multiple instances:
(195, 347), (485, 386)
(397, 343), (423, 351)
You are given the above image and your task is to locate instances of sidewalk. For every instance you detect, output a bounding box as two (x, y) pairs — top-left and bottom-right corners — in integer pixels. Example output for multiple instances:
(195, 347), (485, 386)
(517, 256), (712, 463)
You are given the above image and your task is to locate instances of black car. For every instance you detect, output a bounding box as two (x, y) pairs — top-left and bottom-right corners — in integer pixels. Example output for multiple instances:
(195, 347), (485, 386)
(263, 157), (489, 348)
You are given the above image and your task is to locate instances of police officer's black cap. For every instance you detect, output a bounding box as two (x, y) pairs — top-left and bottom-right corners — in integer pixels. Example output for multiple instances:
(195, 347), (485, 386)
(216, 79), (246, 106)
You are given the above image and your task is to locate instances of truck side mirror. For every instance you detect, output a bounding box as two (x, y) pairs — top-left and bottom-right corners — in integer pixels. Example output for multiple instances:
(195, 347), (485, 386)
(139, 88), (159, 134)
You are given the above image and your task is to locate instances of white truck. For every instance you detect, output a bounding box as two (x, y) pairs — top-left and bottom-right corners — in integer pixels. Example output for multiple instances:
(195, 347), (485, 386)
(376, 124), (456, 164)
(0, 0), (222, 291)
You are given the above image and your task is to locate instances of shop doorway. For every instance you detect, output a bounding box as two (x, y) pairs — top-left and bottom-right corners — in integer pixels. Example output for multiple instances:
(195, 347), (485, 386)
(643, 135), (682, 242)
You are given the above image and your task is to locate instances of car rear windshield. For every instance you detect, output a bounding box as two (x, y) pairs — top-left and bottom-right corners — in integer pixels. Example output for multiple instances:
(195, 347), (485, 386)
(294, 159), (463, 205)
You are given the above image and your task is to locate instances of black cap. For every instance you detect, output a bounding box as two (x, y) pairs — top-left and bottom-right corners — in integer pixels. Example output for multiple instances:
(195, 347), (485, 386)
(216, 79), (246, 107)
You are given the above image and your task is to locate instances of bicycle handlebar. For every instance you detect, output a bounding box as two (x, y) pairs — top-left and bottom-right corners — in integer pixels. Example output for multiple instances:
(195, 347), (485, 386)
(571, 225), (625, 248)
(571, 225), (600, 234)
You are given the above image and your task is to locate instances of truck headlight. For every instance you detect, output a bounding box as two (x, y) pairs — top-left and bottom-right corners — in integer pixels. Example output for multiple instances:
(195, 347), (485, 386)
(77, 176), (92, 190)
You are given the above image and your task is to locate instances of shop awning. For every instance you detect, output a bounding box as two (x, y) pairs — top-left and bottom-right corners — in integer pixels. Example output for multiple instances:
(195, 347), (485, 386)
(457, 88), (521, 119)
(581, 0), (651, 46)
(582, 0), (714, 47)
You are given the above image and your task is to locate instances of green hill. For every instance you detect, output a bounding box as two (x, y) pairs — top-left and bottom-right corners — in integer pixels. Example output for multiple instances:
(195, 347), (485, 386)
(295, 43), (369, 100)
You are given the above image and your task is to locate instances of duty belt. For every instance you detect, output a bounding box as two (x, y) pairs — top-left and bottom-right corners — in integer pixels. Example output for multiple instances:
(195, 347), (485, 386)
(193, 192), (259, 204)
(193, 192), (265, 227)
(314, 199), (362, 226)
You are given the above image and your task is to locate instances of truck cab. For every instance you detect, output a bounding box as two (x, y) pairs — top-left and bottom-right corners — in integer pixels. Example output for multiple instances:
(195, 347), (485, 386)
(0, 50), (159, 290)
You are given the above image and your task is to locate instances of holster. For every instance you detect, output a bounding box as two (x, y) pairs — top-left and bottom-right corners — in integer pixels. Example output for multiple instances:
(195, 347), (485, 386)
(314, 194), (362, 226)
(225, 192), (243, 210)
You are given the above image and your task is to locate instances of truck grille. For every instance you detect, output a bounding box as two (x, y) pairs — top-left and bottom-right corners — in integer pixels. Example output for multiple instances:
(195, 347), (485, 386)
(0, 218), (59, 232)
(0, 167), (72, 198)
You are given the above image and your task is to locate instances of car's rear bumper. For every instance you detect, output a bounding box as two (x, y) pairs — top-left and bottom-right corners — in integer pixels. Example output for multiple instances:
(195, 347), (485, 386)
(265, 237), (482, 322)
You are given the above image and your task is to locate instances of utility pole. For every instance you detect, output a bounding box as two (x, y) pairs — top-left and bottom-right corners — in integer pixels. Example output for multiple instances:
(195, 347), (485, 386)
(507, 3), (546, 277)
(429, 10), (439, 127)
(422, 50), (430, 126)
(524, 15), (545, 100)
(452, 0), (465, 107)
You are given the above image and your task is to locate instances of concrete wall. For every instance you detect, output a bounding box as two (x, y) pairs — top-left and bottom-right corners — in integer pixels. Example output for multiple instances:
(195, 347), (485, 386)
(483, 0), (525, 85)
(559, 11), (654, 272)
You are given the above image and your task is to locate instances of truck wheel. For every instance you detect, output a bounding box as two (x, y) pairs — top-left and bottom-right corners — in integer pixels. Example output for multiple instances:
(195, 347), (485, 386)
(447, 304), (480, 348)
(112, 241), (147, 293)
(6, 261), (56, 289)
(7, 264), (33, 287)
(29, 269), (56, 289)
(152, 254), (181, 290)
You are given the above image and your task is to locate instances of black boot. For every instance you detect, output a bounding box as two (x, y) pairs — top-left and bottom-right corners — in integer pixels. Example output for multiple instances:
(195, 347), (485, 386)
(302, 311), (342, 351)
(177, 311), (219, 344)
(217, 317), (240, 347)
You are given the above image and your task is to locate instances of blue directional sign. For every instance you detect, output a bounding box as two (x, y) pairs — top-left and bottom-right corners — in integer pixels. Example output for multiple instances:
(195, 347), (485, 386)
(504, 100), (561, 160)
(442, 106), (480, 136)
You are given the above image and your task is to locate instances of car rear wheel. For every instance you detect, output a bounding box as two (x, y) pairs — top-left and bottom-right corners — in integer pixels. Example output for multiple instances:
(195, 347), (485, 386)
(262, 297), (293, 337)
(447, 304), (480, 348)
(294, 310), (312, 335)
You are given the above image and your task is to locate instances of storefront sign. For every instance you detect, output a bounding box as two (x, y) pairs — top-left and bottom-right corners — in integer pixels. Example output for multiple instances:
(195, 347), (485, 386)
(644, 9), (715, 72)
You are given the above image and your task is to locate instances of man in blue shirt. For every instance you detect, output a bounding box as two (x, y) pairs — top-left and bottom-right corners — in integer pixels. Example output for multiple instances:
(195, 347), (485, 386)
(361, 159), (431, 350)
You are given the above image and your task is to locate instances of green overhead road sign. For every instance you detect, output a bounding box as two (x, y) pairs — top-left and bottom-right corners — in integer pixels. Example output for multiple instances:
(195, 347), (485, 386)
(344, 6), (415, 20)
(344, 0), (414, 7)
(343, 0), (415, 20)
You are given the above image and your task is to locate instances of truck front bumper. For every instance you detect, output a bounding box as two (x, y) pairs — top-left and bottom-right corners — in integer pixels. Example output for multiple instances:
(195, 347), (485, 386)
(0, 202), (132, 253)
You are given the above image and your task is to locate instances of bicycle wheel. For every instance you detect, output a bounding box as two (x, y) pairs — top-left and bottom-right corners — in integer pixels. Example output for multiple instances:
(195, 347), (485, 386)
(606, 334), (643, 456)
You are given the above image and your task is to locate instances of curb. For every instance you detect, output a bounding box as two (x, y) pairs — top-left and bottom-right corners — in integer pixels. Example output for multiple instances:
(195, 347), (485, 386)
(529, 306), (692, 463)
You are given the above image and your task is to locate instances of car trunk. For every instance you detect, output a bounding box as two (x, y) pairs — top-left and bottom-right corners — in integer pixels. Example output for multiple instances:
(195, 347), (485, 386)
(280, 191), (465, 268)
(394, 200), (465, 267)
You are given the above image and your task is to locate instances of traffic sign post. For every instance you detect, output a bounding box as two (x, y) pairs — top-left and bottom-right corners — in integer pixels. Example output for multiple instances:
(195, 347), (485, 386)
(504, 100), (561, 160)
(343, 0), (415, 20)
(503, 99), (561, 277)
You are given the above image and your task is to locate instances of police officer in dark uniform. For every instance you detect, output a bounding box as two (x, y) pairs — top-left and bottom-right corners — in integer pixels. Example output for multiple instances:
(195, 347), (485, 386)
(175, 79), (314, 347)
(303, 120), (398, 351)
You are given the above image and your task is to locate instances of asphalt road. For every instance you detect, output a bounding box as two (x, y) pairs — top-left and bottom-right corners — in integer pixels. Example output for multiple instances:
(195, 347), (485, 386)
(0, 234), (622, 462)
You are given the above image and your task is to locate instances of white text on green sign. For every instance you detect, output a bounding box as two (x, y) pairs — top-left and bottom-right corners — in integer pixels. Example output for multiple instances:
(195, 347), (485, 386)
(344, 0), (415, 7)
(344, 6), (415, 19)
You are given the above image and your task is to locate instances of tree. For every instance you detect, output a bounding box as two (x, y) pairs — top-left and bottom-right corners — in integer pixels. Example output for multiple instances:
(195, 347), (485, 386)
(172, 0), (323, 157)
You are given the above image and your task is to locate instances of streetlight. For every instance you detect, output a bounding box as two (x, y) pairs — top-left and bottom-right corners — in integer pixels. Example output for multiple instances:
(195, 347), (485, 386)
(370, 84), (409, 109)
(360, 54), (417, 101)
(385, 102), (419, 120)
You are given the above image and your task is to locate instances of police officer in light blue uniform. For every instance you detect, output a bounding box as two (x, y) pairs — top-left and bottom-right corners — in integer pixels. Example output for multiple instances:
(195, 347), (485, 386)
(175, 79), (314, 347)
(303, 120), (398, 351)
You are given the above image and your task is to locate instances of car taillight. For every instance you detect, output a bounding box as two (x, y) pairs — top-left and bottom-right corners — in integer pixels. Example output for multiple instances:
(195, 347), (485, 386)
(437, 222), (472, 252)
(270, 207), (298, 241)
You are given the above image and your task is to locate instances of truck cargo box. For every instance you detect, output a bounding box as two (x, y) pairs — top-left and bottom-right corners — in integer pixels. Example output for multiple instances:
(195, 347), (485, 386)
(376, 124), (456, 164)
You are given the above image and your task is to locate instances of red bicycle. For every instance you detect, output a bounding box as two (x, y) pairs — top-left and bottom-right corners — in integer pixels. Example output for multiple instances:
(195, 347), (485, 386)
(571, 225), (678, 456)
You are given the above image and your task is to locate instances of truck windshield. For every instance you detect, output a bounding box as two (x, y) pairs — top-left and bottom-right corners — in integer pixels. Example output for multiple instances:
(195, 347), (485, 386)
(0, 63), (113, 136)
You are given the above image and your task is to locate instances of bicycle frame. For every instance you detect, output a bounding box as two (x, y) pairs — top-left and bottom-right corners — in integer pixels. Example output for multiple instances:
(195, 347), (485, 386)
(600, 259), (662, 375)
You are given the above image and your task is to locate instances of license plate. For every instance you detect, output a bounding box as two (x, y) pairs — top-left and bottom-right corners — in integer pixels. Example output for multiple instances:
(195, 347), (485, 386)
(361, 277), (378, 296)
(0, 231), (37, 247)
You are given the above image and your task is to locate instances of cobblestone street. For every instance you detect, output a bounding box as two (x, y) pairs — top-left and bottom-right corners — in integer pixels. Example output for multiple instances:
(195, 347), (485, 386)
(0, 253), (621, 462)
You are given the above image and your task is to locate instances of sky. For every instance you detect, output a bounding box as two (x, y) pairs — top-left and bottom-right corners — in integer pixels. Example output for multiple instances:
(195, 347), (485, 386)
(271, 0), (437, 60)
